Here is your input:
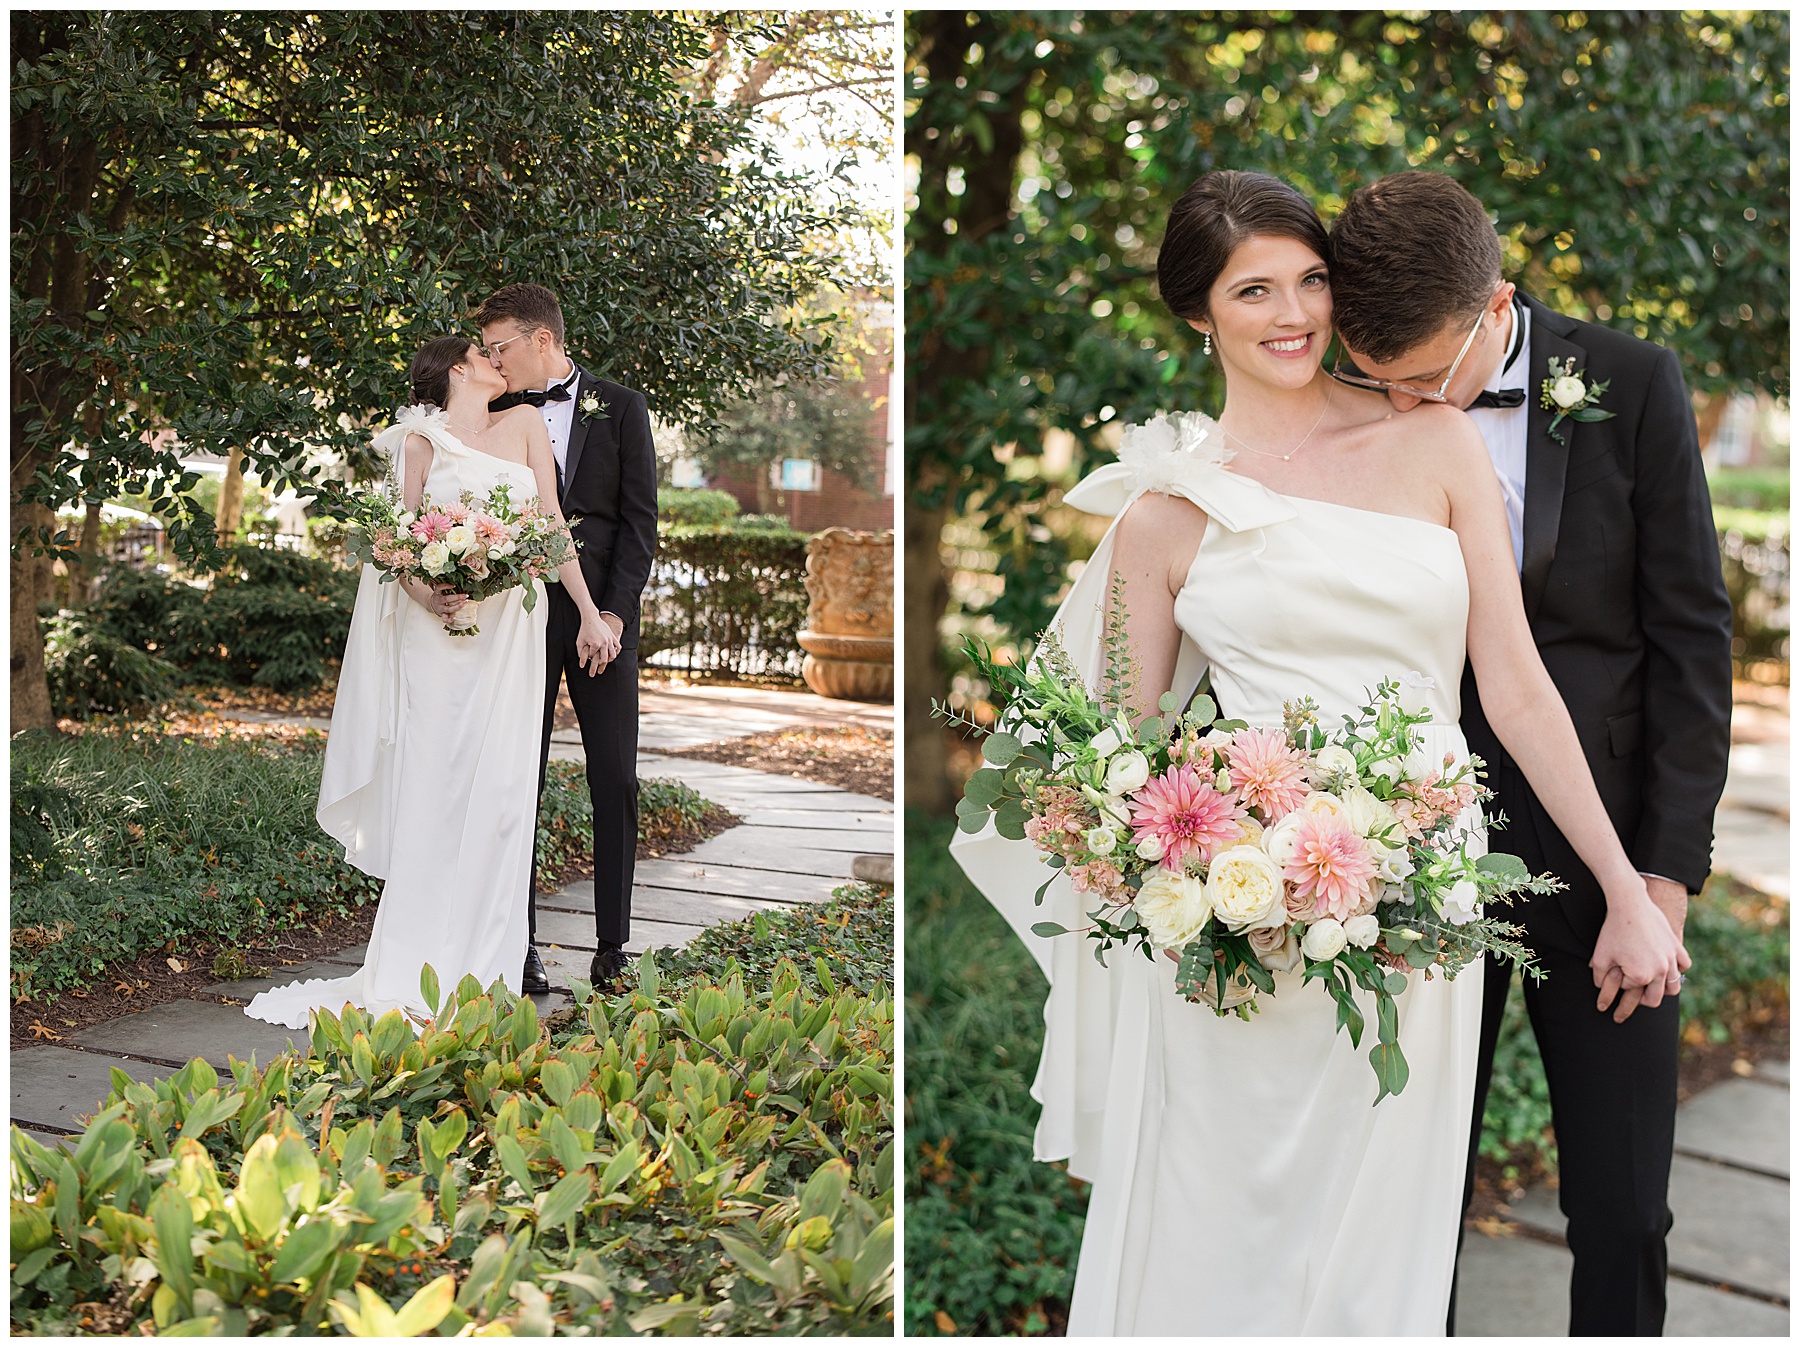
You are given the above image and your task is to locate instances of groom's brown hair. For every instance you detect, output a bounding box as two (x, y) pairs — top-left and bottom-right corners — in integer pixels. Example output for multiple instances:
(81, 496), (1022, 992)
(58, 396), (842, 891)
(1327, 171), (1502, 363)
(473, 283), (566, 347)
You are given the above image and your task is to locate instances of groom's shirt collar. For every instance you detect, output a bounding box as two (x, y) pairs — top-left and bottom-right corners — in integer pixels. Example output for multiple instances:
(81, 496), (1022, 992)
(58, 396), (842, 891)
(535, 358), (579, 396)
(1467, 296), (1531, 572)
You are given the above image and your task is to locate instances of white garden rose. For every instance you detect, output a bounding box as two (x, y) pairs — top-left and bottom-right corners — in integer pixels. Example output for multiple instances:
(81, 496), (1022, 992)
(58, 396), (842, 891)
(1205, 845), (1287, 929)
(1086, 826), (1118, 855)
(1341, 786), (1397, 841)
(1135, 867), (1213, 951)
(1343, 914), (1381, 949)
(1262, 810), (1307, 868)
(1550, 374), (1587, 409)
(443, 524), (476, 555)
(1301, 918), (1348, 961)
(1104, 750), (1151, 796)
(1441, 878), (1481, 926)
(419, 540), (453, 575)
(1135, 833), (1168, 862)
(1298, 790), (1347, 820)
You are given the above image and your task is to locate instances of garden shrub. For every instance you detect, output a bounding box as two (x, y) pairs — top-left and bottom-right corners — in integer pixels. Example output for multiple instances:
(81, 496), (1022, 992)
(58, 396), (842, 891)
(642, 524), (810, 680)
(84, 544), (357, 693)
(1713, 509), (1790, 667)
(653, 881), (894, 999)
(10, 728), (726, 1002)
(11, 937), (893, 1334)
(657, 487), (742, 527)
(42, 614), (190, 719)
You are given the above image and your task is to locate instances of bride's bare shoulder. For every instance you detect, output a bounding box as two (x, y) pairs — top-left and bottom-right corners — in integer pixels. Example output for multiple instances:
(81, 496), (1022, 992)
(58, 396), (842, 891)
(1118, 487), (1208, 535)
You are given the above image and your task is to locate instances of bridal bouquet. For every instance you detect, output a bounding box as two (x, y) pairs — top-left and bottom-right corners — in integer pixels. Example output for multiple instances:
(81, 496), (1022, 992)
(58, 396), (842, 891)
(938, 579), (1551, 1103)
(345, 481), (574, 636)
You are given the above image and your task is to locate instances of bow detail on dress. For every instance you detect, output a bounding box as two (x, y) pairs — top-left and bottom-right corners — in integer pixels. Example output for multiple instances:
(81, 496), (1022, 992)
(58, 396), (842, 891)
(1064, 410), (1296, 533)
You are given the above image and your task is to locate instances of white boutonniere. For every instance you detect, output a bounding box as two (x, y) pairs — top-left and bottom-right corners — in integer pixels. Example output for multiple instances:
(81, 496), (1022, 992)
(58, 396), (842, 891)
(1538, 356), (1615, 446)
(578, 391), (609, 423)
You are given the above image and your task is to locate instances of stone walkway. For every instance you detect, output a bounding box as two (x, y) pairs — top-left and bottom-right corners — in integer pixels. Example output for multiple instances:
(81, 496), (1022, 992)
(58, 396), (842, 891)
(12, 683), (894, 1149)
(1457, 706), (1790, 1335)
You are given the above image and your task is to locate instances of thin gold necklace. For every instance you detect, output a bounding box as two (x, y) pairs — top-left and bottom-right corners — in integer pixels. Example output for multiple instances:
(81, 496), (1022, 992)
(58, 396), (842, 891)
(1222, 383), (1333, 463)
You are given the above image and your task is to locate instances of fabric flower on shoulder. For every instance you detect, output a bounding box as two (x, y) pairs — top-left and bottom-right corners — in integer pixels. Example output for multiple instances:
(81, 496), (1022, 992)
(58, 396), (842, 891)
(1116, 410), (1230, 496)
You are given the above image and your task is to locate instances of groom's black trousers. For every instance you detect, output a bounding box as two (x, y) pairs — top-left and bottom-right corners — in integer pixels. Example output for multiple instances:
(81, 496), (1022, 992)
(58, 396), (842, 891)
(1451, 765), (1680, 1337)
(527, 587), (639, 952)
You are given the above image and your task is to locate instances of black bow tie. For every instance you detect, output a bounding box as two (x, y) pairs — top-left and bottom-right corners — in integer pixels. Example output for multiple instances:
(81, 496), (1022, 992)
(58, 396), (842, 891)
(489, 383), (572, 411)
(1469, 387), (1526, 410)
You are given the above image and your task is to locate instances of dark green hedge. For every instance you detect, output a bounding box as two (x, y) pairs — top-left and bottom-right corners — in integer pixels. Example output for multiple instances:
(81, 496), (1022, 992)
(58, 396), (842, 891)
(642, 524), (810, 681)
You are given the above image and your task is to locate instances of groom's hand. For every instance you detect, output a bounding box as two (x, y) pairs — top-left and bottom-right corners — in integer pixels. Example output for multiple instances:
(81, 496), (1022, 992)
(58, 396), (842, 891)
(1591, 880), (1690, 1024)
(576, 610), (622, 675)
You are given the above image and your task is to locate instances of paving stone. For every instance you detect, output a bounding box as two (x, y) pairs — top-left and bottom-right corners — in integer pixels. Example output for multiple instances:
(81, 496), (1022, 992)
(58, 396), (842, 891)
(677, 832), (861, 878)
(71, 999), (307, 1071)
(537, 920), (704, 977)
(1757, 1056), (1789, 1084)
(736, 808), (896, 832)
(632, 861), (840, 904)
(12, 1046), (169, 1132)
(1508, 1157), (1789, 1300)
(199, 958), (352, 998)
(539, 886), (767, 934)
(1665, 1276), (1790, 1336)
(1453, 1231), (1569, 1336)
(1711, 805), (1789, 898)
(1722, 740), (1789, 816)
(1676, 1078), (1789, 1176)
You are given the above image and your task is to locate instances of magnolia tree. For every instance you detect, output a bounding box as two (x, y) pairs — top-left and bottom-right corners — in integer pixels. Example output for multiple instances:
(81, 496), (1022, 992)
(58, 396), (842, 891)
(12, 11), (859, 727)
(904, 9), (1789, 809)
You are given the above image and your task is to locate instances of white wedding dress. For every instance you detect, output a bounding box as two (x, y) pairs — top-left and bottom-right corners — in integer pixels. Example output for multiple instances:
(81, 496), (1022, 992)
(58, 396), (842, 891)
(246, 408), (547, 1029)
(952, 413), (1485, 1335)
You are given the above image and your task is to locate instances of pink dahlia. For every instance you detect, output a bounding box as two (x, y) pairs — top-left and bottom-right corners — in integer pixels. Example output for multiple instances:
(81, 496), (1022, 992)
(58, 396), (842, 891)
(415, 508), (455, 541)
(1128, 765), (1246, 870)
(1226, 728), (1312, 820)
(1283, 811), (1379, 922)
(473, 513), (511, 547)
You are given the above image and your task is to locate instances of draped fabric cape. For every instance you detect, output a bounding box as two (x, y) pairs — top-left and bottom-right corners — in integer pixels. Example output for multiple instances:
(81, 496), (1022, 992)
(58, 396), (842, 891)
(949, 414), (1295, 1183)
(315, 407), (463, 876)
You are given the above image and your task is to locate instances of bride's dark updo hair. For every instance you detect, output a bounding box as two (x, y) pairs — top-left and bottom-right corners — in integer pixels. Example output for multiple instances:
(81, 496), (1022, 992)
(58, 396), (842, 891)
(1157, 171), (1329, 323)
(409, 335), (476, 409)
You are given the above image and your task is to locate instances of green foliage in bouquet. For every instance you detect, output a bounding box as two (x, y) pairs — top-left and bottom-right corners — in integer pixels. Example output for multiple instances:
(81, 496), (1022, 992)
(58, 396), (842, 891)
(11, 945), (893, 1336)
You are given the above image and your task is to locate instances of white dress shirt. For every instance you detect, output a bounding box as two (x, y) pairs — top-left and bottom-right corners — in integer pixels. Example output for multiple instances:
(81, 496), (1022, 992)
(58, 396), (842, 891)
(537, 359), (580, 481)
(1463, 300), (1531, 572)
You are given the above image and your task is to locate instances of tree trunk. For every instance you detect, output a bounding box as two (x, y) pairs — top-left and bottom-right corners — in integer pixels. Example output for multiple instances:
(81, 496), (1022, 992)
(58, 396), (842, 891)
(903, 478), (954, 814)
(216, 446), (246, 544)
(11, 498), (57, 731)
(72, 498), (104, 604)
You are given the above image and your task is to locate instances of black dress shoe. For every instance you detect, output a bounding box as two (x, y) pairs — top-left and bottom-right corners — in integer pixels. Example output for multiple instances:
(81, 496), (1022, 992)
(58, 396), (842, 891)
(589, 946), (630, 987)
(521, 945), (551, 994)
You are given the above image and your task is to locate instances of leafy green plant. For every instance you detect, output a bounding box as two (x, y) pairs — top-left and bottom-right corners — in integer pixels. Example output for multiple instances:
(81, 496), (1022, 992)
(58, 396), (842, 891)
(42, 613), (191, 719)
(642, 525), (811, 681)
(653, 881), (894, 999)
(658, 488), (743, 527)
(12, 945), (894, 1336)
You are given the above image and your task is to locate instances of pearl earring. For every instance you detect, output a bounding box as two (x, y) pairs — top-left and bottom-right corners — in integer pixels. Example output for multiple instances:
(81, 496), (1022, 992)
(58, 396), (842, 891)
(1202, 330), (1213, 356)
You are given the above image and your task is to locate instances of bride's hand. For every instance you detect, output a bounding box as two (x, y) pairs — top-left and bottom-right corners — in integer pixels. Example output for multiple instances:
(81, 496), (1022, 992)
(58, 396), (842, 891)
(407, 579), (468, 620)
(1590, 876), (1690, 1023)
(575, 608), (619, 675)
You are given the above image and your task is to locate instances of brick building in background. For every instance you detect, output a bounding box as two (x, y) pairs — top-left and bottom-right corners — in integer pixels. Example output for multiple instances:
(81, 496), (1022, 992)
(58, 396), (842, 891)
(703, 296), (895, 532)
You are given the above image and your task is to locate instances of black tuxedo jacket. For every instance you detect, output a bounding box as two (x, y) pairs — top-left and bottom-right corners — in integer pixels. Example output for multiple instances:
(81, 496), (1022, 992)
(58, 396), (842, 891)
(554, 364), (658, 649)
(1460, 295), (1733, 943)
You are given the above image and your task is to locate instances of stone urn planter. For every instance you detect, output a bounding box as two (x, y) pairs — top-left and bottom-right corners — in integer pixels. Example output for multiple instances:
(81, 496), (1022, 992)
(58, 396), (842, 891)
(797, 528), (894, 702)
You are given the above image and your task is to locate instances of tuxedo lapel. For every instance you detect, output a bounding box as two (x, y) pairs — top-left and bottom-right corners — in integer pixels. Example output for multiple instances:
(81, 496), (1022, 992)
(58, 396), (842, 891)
(1519, 306), (1585, 622)
(560, 363), (596, 510)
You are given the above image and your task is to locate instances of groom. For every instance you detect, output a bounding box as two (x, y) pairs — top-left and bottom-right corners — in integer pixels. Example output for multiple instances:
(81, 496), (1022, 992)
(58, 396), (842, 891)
(1326, 172), (1733, 1335)
(475, 283), (659, 991)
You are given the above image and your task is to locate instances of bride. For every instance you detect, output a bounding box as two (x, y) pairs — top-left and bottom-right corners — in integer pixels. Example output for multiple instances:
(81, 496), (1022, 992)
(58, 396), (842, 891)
(246, 335), (610, 1029)
(950, 171), (1686, 1334)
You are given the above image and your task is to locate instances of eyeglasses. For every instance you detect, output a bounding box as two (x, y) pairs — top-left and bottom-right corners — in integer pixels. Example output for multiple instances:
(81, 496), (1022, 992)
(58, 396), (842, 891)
(1328, 297), (1491, 403)
(478, 330), (537, 360)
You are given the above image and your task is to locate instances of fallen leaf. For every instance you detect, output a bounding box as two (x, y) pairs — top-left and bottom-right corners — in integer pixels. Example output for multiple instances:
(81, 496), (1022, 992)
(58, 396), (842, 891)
(935, 1311), (959, 1334)
(114, 981), (136, 996)
(166, 958), (186, 973)
(1732, 1058), (1755, 1077)
(28, 1022), (62, 1040)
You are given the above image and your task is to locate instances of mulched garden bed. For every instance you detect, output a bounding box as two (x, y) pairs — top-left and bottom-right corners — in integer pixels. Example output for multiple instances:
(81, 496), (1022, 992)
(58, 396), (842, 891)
(657, 724), (895, 800)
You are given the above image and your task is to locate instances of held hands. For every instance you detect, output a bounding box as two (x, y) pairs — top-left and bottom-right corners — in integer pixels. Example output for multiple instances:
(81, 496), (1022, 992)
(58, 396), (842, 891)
(407, 579), (468, 621)
(1590, 875), (1692, 1024)
(576, 609), (622, 676)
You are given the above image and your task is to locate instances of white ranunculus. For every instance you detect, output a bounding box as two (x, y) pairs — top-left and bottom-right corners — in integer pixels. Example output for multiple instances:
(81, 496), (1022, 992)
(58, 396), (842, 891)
(1550, 374), (1587, 409)
(1135, 867), (1214, 951)
(1205, 846), (1287, 930)
(1086, 826), (1118, 855)
(1104, 750), (1151, 796)
(1301, 918), (1348, 961)
(1343, 914), (1381, 949)
(1310, 744), (1358, 783)
(419, 540), (453, 575)
(1262, 810), (1307, 868)
(1342, 786), (1396, 840)
(1090, 727), (1123, 759)
(1135, 833), (1168, 862)
(1440, 878), (1481, 925)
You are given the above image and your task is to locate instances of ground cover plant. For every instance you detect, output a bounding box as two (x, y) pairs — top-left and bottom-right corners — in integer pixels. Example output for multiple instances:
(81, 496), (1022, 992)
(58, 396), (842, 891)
(902, 811), (1790, 1335)
(9, 727), (723, 1005)
(10, 902), (895, 1336)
